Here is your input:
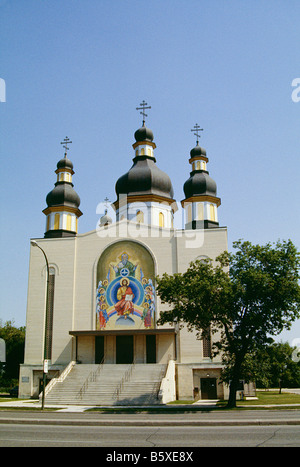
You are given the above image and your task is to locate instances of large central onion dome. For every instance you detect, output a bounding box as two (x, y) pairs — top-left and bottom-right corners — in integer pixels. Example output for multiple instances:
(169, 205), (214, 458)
(115, 124), (174, 200)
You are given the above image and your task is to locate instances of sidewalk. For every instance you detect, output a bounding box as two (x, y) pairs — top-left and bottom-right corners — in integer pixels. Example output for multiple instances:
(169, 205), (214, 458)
(0, 399), (219, 412)
(1, 397), (300, 413)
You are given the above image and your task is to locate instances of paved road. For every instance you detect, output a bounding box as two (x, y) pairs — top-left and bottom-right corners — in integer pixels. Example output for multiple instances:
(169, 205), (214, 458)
(0, 409), (300, 447)
(0, 423), (299, 447)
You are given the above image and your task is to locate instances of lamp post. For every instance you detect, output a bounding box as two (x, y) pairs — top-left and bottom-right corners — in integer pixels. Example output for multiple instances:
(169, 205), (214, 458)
(31, 240), (50, 410)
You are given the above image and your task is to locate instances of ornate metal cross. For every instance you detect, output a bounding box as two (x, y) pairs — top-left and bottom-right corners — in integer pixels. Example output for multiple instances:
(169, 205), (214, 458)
(103, 197), (111, 209)
(136, 100), (151, 125)
(191, 124), (203, 145)
(60, 136), (72, 157)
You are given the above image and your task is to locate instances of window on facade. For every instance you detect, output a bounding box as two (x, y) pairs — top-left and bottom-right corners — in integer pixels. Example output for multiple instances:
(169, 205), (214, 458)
(187, 204), (192, 223)
(66, 214), (72, 231)
(209, 204), (216, 222)
(159, 212), (165, 227)
(202, 327), (211, 358)
(54, 213), (60, 230)
(136, 210), (144, 224)
(45, 269), (55, 360)
(197, 203), (204, 220)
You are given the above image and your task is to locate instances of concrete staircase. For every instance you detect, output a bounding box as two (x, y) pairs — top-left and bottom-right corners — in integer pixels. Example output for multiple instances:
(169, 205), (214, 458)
(115, 364), (166, 406)
(44, 363), (166, 406)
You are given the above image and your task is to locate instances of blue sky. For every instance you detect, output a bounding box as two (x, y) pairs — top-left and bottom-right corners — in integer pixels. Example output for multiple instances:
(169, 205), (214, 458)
(0, 0), (299, 344)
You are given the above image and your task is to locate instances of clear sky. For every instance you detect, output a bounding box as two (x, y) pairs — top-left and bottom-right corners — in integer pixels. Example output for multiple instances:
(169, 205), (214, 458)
(0, 0), (299, 344)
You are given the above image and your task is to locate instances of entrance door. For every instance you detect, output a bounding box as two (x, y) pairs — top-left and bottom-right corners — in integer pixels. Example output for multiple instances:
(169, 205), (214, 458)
(200, 378), (217, 399)
(116, 335), (134, 364)
(95, 336), (104, 364)
(146, 335), (156, 363)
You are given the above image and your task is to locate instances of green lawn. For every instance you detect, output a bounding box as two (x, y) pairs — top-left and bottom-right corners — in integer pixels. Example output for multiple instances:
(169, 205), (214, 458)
(1, 391), (299, 412)
(238, 390), (300, 406)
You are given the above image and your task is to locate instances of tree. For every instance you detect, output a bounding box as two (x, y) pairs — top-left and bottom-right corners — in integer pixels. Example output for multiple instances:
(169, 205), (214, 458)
(156, 239), (300, 408)
(0, 321), (25, 385)
(255, 342), (300, 391)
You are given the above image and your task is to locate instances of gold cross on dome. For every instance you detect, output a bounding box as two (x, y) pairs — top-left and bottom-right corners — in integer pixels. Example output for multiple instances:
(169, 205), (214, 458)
(60, 136), (72, 157)
(191, 124), (203, 145)
(136, 100), (151, 125)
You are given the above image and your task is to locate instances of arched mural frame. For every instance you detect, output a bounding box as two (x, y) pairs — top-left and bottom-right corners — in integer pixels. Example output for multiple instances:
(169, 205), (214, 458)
(94, 239), (157, 331)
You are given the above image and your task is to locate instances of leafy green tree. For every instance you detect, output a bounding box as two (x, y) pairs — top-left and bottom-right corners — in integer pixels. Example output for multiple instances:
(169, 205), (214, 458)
(255, 342), (300, 391)
(0, 321), (25, 386)
(157, 240), (300, 407)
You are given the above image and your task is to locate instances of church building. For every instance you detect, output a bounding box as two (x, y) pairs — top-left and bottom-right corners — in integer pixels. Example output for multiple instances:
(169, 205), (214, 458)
(19, 107), (229, 404)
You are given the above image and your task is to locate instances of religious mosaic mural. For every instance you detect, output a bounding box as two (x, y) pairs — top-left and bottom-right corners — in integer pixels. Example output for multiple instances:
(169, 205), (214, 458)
(96, 241), (156, 330)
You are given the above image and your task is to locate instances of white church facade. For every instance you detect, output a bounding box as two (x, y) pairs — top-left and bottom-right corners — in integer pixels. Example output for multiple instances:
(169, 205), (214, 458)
(19, 113), (230, 404)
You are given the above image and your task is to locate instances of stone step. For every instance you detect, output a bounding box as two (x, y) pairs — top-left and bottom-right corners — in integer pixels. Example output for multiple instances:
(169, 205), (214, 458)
(45, 363), (167, 406)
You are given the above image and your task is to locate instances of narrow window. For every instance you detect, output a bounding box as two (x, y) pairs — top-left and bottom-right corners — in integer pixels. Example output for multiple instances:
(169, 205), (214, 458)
(202, 327), (211, 358)
(66, 214), (72, 231)
(136, 210), (144, 224)
(159, 212), (164, 227)
(209, 204), (216, 222)
(54, 213), (60, 230)
(187, 204), (192, 223)
(197, 203), (204, 220)
(45, 268), (56, 360)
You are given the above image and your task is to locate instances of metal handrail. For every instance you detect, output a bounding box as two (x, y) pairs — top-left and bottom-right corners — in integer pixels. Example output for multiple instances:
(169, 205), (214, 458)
(40, 360), (76, 400)
(113, 358), (136, 401)
(78, 358), (105, 399)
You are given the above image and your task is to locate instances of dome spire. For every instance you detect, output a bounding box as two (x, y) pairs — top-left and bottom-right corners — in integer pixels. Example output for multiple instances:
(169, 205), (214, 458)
(191, 123), (203, 146)
(60, 136), (72, 158)
(181, 126), (221, 230)
(42, 137), (82, 238)
(113, 108), (177, 228)
(136, 100), (151, 126)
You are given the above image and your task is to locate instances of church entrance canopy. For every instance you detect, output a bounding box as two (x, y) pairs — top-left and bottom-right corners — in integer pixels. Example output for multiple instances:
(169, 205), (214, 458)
(69, 329), (176, 365)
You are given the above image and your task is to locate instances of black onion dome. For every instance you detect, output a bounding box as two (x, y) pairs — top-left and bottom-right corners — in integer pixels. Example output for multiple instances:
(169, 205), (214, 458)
(134, 124), (154, 142)
(116, 157), (174, 199)
(184, 172), (217, 199)
(190, 144), (207, 159)
(46, 183), (80, 208)
(56, 157), (74, 171)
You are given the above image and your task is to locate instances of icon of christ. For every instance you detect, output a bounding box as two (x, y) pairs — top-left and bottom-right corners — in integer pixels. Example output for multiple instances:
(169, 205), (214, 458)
(114, 278), (135, 318)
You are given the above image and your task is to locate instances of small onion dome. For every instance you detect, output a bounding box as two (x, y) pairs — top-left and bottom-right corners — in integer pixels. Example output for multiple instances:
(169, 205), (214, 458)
(116, 157), (174, 199)
(134, 124), (154, 143)
(183, 172), (217, 199)
(100, 209), (112, 226)
(46, 183), (81, 209)
(56, 157), (74, 171)
(190, 144), (207, 159)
